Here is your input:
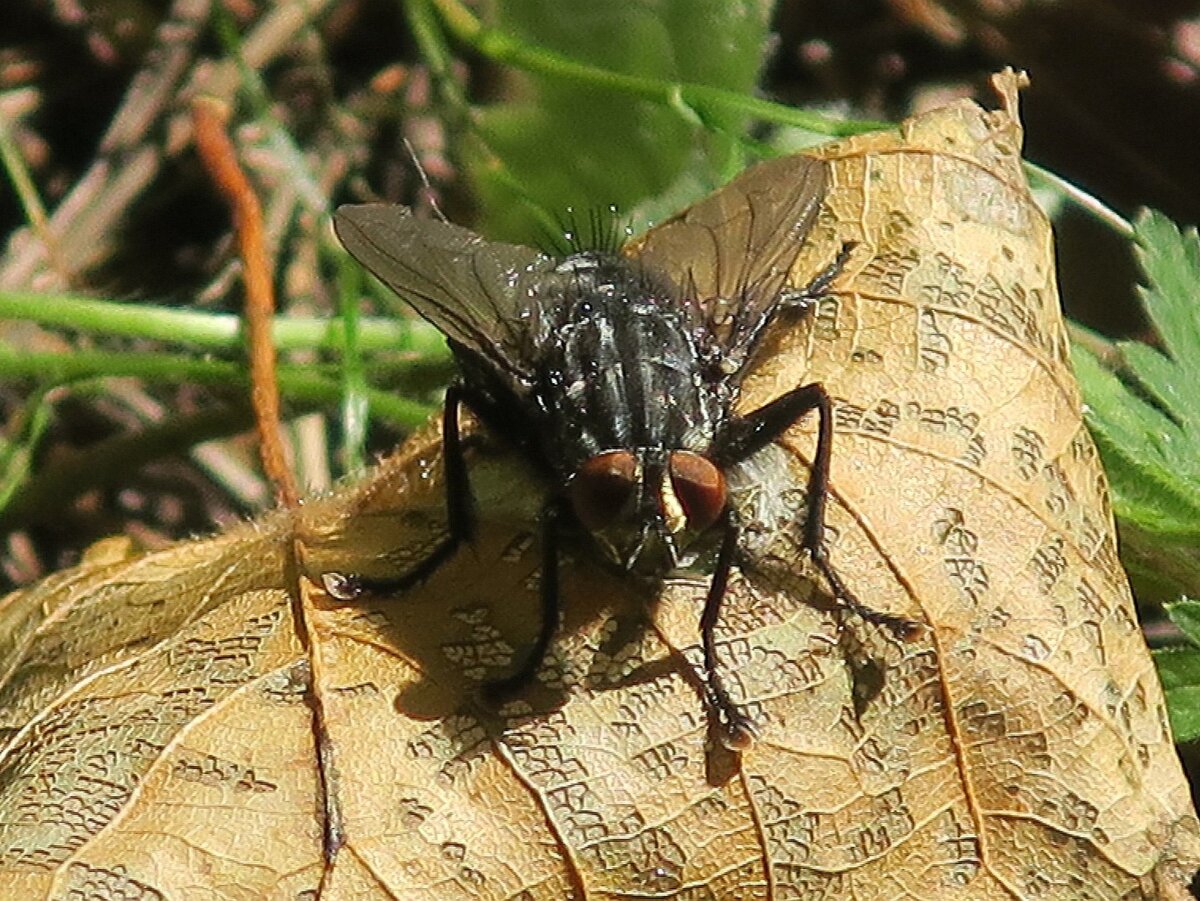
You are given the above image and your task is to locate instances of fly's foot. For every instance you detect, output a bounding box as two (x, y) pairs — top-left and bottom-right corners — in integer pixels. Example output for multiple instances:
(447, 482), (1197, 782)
(718, 706), (760, 752)
(859, 607), (923, 641)
(811, 552), (923, 641)
(320, 535), (464, 603)
(321, 571), (364, 601)
(839, 589), (923, 642)
(705, 675), (760, 752)
(319, 570), (422, 601)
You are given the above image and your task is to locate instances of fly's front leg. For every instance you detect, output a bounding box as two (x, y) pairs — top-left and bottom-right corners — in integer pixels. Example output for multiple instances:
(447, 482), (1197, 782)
(483, 501), (563, 703)
(701, 510), (759, 750)
(712, 383), (920, 639)
(322, 384), (475, 601)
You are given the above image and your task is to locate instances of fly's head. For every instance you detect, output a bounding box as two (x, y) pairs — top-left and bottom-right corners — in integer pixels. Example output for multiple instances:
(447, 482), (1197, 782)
(567, 447), (727, 577)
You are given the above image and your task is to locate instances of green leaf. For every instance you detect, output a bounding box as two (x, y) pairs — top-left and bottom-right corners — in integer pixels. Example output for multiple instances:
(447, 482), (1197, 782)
(1132, 210), (1200, 382)
(468, 0), (773, 243)
(1155, 601), (1200, 742)
(1156, 646), (1200, 743)
(1074, 209), (1200, 600)
(1163, 685), (1200, 743)
(1072, 345), (1200, 533)
(1166, 599), (1200, 647)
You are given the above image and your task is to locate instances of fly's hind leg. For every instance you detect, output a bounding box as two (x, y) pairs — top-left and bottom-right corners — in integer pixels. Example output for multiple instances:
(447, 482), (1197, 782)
(712, 382), (921, 640)
(322, 383), (475, 602)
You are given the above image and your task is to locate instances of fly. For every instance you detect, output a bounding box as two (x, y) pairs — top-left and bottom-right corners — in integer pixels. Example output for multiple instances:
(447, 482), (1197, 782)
(331, 154), (919, 749)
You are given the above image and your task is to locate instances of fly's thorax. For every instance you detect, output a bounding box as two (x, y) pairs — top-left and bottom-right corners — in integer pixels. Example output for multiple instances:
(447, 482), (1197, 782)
(567, 446), (727, 577)
(529, 250), (722, 468)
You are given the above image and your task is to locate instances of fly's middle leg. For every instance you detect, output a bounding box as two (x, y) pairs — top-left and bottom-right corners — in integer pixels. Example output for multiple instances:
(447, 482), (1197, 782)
(321, 383), (475, 601)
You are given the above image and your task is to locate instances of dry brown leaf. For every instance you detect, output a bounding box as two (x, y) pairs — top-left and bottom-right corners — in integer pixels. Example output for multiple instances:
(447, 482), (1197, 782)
(2, 70), (1198, 899)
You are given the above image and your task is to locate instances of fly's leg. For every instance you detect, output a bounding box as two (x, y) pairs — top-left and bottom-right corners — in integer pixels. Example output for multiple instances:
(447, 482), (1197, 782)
(404, 382), (476, 583)
(781, 242), (856, 307)
(712, 383), (920, 639)
(701, 510), (759, 750)
(716, 244), (858, 381)
(483, 502), (563, 703)
(322, 384), (474, 601)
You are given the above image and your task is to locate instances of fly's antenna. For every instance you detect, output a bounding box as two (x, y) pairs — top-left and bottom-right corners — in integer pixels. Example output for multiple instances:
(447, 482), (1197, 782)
(404, 137), (448, 223)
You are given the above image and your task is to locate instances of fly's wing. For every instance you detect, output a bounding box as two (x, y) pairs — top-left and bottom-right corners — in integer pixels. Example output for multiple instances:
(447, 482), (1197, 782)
(334, 205), (554, 386)
(628, 155), (829, 375)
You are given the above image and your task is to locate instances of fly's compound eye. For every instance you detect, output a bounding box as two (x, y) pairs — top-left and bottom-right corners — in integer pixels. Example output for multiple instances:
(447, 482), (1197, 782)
(667, 451), (727, 533)
(570, 450), (639, 532)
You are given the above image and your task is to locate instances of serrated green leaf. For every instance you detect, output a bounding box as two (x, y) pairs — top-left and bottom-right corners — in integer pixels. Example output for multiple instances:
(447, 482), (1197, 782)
(1157, 646), (1200, 687)
(1117, 341), (1198, 449)
(1156, 641), (1200, 742)
(470, 0), (772, 243)
(1163, 685), (1200, 743)
(1111, 213), (1200, 504)
(1073, 345), (1200, 534)
(1074, 345), (1179, 459)
(1132, 209), (1200, 383)
(1166, 600), (1200, 646)
(1074, 211), (1200, 601)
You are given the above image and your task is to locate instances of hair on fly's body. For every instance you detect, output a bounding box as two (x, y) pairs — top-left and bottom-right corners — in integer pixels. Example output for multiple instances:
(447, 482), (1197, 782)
(539, 204), (629, 259)
(330, 154), (921, 750)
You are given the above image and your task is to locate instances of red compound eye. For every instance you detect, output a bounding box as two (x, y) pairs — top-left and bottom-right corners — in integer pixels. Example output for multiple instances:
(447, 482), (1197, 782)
(570, 450), (638, 531)
(668, 451), (726, 532)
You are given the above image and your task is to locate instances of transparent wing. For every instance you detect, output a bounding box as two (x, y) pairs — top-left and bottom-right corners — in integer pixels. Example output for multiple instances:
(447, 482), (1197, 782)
(334, 205), (554, 384)
(629, 155), (829, 370)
